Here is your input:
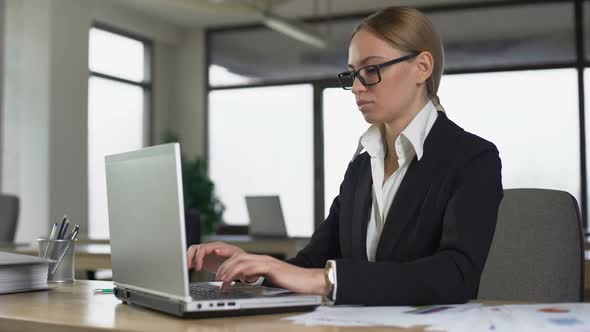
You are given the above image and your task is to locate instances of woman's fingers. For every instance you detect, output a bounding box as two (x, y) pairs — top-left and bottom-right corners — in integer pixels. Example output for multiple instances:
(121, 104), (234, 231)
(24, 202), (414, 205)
(215, 255), (321, 295)
(217, 254), (272, 284)
(219, 262), (261, 292)
(186, 244), (200, 269)
(215, 252), (242, 280)
(194, 244), (219, 271)
(191, 242), (242, 271)
(213, 245), (239, 257)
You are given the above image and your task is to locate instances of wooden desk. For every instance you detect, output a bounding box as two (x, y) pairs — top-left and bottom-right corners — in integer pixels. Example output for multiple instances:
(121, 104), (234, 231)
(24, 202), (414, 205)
(0, 244), (112, 271)
(1, 237), (308, 283)
(0, 236), (307, 272)
(0, 280), (425, 332)
(203, 235), (310, 259)
(69, 236), (310, 259)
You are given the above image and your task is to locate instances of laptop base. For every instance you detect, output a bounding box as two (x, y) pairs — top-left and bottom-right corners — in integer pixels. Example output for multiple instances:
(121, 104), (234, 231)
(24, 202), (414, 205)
(115, 286), (320, 319)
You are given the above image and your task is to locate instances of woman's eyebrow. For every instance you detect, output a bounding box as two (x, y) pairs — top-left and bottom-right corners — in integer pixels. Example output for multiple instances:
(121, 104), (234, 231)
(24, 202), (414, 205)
(347, 55), (386, 69)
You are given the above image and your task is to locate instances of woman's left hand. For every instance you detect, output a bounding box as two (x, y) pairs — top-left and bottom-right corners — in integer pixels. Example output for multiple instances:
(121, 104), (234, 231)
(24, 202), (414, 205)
(215, 252), (329, 296)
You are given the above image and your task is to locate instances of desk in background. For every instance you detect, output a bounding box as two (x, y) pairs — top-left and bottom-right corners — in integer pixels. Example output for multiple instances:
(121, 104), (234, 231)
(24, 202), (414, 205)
(3, 239), (590, 300)
(202, 235), (310, 259)
(0, 243), (112, 271)
(0, 236), (309, 280)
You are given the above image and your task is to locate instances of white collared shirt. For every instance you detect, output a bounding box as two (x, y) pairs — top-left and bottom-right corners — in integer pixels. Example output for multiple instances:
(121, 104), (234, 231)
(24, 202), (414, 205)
(361, 100), (438, 261)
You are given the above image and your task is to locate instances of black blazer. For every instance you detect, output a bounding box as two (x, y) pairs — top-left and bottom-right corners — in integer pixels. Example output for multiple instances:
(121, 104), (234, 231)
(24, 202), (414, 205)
(284, 111), (504, 306)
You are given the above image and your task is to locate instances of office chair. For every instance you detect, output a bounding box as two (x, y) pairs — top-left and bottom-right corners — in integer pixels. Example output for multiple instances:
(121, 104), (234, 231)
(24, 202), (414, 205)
(185, 208), (202, 247)
(0, 194), (19, 242)
(478, 188), (585, 302)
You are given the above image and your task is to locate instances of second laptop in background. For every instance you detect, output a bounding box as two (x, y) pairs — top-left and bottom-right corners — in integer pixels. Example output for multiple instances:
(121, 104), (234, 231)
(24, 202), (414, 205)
(245, 195), (288, 238)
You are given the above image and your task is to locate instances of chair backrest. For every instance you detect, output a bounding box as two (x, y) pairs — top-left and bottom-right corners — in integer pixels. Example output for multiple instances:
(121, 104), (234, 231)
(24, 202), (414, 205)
(0, 194), (19, 242)
(478, 188), (584, 302)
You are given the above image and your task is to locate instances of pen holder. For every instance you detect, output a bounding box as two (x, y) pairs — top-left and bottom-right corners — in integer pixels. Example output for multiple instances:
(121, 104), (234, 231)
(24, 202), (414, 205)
(37, 238), (76, 283)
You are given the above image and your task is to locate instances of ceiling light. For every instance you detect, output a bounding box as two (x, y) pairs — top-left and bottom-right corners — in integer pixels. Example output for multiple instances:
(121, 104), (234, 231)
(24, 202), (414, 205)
(262, 12), (328, 49)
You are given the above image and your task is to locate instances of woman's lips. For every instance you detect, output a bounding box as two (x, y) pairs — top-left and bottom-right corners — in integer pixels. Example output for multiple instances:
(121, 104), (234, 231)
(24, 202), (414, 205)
(357, 100), (373, 109)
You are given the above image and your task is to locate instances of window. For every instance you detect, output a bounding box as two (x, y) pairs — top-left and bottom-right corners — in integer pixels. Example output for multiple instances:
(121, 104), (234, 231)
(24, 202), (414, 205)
(438, 69), (580, 207)
(323, 87), (368, 217)
(323, 70), (581, 218)
(208, 85), (314, 237)
(88, 26), (152, 239)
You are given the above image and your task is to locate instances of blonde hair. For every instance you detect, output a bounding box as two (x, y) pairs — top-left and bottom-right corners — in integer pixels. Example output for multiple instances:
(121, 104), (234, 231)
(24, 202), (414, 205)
(353, 6), (445, 112)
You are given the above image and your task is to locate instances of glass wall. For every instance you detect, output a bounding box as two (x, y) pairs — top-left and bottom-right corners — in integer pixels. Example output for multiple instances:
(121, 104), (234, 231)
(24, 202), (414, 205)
(209, 85), (314, 237)
(323, 88), (367, 217)
(438, 69), (580, 205)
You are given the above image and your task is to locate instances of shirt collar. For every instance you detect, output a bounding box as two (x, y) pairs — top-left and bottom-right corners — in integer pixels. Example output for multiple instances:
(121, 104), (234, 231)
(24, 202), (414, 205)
(359, 100), (438, 161)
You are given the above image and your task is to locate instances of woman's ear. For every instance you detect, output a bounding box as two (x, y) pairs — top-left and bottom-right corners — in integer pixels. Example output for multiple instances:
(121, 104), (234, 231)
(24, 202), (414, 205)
(414, 51), (434, 85)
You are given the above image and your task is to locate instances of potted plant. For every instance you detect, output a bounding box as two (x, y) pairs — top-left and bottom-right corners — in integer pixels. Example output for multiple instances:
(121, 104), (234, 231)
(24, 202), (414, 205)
(162, 132), (225, 245)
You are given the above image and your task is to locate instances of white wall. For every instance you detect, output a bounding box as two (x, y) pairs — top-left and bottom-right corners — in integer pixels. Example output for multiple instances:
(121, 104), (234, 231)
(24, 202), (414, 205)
(0, 0), (4, 189)
(2, 0), (51, 242)
(152, 42), (175, 145)
(2, 0), (206, 242)
(48, 0), (91, 244)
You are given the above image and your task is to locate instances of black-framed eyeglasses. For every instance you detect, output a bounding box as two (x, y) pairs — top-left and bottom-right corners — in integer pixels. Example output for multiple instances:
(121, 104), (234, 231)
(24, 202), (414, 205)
(337, 53), (419, 90)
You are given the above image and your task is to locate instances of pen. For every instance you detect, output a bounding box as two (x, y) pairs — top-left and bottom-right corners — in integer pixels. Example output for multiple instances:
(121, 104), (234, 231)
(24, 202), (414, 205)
(59, 222), (69, 240)
(93, 288), (114, 294)
(56, 215), (67, 241)
(43, 223), (58, 258)
(65, 225), (80, 240)
(48, 223), (58, 240)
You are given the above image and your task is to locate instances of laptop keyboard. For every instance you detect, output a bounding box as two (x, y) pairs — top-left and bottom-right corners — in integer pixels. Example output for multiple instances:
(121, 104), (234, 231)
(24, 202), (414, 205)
(189, 282), (291, 300)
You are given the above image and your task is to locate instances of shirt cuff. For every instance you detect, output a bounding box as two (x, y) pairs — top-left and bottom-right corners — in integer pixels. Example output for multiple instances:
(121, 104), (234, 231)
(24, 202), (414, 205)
(328, 259), (337, 302)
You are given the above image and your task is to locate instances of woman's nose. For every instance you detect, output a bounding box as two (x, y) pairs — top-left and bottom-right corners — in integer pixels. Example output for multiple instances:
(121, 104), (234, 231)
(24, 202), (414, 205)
(351, 75), (367, 94)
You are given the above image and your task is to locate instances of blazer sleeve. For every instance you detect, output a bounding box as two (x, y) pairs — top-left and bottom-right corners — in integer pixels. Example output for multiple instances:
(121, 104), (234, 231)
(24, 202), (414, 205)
(283, 161), (355, 269)
(333, 146), (503, 305)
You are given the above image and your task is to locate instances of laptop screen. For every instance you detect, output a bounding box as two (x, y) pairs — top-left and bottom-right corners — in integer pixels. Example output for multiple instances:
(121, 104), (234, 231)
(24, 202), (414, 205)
(245, 196), (288, 237)
(105, 143), (191, 302)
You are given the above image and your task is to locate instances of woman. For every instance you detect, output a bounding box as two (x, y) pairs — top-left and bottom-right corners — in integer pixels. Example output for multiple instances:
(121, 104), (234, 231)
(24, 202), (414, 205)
(187, 6), (503, 306)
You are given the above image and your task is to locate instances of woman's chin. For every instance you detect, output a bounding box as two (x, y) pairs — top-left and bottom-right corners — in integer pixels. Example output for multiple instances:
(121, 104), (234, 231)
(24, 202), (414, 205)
(361, 112), (384, 125)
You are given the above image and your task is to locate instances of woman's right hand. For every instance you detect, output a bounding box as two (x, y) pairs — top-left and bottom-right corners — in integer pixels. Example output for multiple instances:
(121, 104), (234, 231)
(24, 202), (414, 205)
(186, 242), (245, 274)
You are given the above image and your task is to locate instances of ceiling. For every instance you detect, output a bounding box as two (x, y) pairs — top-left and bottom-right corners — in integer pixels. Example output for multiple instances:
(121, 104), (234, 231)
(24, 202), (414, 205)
(106, 0), (575, 85)
(206, 1), (574, 84)
(112, 0), (508, 28)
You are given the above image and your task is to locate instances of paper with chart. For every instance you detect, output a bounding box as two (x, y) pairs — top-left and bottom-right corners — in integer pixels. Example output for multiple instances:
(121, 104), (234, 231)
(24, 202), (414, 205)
(283, 303), (590, 332)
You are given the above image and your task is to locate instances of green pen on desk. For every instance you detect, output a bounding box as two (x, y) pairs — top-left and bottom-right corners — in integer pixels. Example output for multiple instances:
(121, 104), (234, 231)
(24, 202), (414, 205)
(93, 288), (114, 294)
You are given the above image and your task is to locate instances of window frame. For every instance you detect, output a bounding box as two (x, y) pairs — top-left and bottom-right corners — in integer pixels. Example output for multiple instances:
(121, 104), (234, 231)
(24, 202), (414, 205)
(89, 22), (154, 147)
(87, 23), (154, 239)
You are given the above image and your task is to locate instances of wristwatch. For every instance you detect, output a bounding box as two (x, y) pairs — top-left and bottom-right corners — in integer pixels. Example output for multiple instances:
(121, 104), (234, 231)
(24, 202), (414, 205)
(324, 260), (335, 299)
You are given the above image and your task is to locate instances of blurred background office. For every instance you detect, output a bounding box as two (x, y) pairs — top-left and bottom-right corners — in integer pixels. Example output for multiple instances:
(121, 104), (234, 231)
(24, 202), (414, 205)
(0, 0), (589, 245)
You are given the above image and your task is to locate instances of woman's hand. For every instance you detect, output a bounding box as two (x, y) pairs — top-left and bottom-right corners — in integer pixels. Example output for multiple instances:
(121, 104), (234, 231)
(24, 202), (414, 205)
(215, 252), (331, 296)
(186, 242), (245, 274)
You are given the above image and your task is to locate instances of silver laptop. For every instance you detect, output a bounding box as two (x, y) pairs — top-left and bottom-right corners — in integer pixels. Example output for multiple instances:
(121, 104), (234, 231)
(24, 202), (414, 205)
(105, 143), (321, 318)
(245, 196), (288, 237)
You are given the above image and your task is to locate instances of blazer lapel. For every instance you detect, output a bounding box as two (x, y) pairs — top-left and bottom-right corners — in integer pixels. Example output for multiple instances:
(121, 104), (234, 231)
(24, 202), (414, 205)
(350, 156), (372, 261)
(375, 112), (459, 260)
